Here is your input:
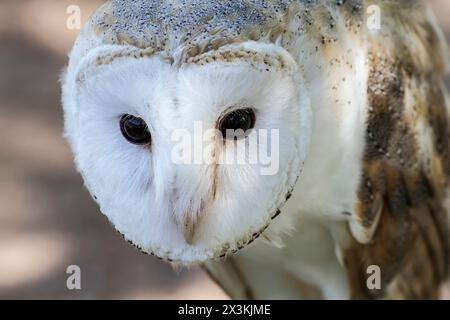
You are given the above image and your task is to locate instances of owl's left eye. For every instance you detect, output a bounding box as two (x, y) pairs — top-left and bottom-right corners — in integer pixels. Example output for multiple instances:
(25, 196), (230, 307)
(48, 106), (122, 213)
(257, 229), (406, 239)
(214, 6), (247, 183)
(120, 114), (152, 145)
(219, 108), (256, 140)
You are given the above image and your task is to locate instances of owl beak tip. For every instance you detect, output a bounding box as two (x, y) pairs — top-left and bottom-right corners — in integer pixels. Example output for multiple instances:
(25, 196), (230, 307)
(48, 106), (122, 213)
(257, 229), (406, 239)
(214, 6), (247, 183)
(174, 200), (207, 245)
(178, 215), (199, 245)
(183, 226), (196, 245)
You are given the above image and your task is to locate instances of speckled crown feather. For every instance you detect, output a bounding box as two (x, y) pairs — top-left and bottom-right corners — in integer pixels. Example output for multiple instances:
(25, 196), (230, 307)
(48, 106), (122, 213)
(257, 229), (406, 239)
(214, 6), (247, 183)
(70, 0), (370, 66)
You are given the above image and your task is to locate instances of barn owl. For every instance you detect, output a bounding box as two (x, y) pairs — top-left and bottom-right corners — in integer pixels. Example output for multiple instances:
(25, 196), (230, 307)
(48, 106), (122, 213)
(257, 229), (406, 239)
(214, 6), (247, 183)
(62, 0), (450, 299)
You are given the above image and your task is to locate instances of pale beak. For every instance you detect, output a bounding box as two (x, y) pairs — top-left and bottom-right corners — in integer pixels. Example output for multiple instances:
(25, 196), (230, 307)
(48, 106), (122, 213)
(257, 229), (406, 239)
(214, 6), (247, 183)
(180, 214), (197, 245)
(174, 199), (206, 245)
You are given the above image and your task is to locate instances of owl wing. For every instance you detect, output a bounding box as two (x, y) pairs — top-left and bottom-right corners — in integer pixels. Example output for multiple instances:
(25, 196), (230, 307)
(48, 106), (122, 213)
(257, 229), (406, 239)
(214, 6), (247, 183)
(344, 1), (450, 299)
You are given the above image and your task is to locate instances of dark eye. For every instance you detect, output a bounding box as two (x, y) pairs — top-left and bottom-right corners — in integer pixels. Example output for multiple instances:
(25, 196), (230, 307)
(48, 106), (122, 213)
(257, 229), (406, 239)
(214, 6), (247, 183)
(120, 114), (152, 145)
(219, 108), (256, 140)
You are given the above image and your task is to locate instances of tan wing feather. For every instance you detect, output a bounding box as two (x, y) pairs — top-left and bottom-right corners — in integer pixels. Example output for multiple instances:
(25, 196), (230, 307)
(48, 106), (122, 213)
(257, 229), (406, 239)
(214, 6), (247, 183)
(345, 1), (450, 299)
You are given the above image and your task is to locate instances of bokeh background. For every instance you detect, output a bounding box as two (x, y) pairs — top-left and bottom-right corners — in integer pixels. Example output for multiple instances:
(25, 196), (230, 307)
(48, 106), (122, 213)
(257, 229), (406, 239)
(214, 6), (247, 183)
(0, 0), (449, 300)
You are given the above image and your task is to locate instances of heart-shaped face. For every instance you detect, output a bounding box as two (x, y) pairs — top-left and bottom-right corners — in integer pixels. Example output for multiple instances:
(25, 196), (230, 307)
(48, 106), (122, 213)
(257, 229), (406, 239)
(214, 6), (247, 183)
(62, 40), (312, 265)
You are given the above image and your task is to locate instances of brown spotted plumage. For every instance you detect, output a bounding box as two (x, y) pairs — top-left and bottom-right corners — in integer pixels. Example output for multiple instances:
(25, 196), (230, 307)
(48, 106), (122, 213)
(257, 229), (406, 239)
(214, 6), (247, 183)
(346, 1), (450, 299)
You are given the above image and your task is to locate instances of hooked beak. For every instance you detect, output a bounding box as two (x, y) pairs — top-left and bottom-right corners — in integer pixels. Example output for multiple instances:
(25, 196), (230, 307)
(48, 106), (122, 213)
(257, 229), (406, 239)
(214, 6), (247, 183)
(175, 199), (207, 245)
(180, 213), (198, 245)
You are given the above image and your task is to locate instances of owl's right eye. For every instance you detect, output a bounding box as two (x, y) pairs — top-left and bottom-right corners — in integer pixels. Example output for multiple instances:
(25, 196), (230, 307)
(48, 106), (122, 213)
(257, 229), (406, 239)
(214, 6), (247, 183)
(120, 114), (152, 145)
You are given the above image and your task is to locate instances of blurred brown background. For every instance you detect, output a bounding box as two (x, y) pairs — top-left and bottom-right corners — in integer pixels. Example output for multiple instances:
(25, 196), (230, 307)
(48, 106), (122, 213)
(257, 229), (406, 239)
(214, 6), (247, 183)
(0, 0), (449, 300)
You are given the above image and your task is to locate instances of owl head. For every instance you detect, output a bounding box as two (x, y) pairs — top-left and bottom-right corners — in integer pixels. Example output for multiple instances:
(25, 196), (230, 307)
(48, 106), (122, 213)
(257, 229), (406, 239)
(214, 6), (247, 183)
(62, 6), (312, 264)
